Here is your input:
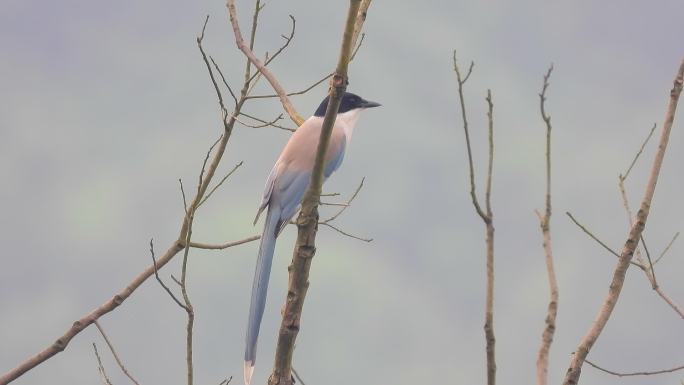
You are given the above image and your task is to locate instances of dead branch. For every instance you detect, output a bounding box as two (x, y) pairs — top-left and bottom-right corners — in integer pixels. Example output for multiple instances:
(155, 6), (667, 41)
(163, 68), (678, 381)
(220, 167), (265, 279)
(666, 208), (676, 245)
(562, 56), (684, 385)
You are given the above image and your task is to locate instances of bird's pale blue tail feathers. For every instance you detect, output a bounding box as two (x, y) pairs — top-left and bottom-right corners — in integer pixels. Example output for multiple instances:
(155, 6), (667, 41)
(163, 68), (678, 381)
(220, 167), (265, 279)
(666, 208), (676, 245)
(244, 206), (279, 385)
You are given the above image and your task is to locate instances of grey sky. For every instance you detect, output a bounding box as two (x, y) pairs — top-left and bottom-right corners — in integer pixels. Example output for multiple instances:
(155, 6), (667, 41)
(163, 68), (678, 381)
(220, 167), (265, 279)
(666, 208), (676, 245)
(1, 1), (683, 385)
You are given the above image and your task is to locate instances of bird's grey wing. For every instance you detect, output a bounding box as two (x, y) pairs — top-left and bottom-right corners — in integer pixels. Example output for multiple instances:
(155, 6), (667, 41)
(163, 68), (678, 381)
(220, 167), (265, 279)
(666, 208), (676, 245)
(324, 134), (347, 178)
(271, 168), (311, 235)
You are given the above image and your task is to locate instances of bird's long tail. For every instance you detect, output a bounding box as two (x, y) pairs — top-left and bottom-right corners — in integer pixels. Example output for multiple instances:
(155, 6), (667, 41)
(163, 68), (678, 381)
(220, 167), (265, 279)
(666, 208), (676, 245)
(244, 206), (279, 385)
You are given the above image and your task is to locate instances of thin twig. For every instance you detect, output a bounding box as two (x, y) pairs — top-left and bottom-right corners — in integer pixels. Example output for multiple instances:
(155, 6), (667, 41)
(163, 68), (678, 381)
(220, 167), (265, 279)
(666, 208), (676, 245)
(566, 212), (643, 264)
(291, 368), (306, 385)
(617, 124), (684, 318)
(239, 112), (295, 132)
(150, 239), (187, 310)
(453, 53), (486, 221)
(199, 161), (244, 207)
(350, 33), (365, 61)
(198, 136), (223, 194)
(246, 74), (332, 100)
(586, 359), (684, 377)
(640, 235), (657, 288)
(179, 179), (189, 215)
(621, 123), (657, 181)
(654, 231), (679, 265)
(234, 113), (285, 129)
(92, 343), (113, 385)
(189, 235), (261, 250)
(210, 56), (239, 108)
(227, 0), (305, 126)
(94, 321), (141, 385)
(320, 222), (373, 242)
(246, 15), (296, 84)
(321, 177), (365, 223)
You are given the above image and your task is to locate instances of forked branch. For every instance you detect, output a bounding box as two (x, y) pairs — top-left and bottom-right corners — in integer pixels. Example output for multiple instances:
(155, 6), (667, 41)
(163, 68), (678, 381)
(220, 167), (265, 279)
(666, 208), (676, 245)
(562, 56), (684, 385)
(453, 52), (496, 385)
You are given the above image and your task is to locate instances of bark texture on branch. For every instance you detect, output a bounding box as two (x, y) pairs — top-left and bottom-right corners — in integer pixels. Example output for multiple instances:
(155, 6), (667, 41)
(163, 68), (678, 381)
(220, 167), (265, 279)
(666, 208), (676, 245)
(267, 2), (365, 385)
(535, 65), (558, 385)
(562, 57), (684, 385)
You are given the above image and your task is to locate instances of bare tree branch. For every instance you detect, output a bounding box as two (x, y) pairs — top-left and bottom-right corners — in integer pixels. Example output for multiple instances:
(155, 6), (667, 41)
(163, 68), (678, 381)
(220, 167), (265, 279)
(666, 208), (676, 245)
(453, 52), (496, 385)
(563, 56), (684, 385)
(654, 231), (679, 265)
(535, 64), (558, 385)
(226, 0), (305, 126)
(199, 161), (244, 207)
(566, 212), (644, 269)
(616, 123), (684, 319)
(151, 239), (187, 310)
(320, 177), (365, 224)
(246, 74), (332, 101)
(239, 112), (296, 132)
(0, 15), (247, 384)
(320, 222), (373, 243)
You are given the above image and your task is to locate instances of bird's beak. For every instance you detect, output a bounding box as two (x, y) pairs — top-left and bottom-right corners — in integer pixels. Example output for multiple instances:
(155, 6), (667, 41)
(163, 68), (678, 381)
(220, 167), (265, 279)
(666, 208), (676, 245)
(361, 99), (381, 109)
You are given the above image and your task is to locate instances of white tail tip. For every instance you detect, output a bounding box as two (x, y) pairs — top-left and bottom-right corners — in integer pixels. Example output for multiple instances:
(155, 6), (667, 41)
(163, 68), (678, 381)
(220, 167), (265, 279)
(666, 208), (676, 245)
(244, 361), (255, 385)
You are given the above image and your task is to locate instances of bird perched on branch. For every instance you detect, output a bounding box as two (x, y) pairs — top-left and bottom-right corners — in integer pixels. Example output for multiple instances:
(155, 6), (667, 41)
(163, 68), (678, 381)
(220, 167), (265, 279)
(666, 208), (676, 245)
(244, 91), (380, 385)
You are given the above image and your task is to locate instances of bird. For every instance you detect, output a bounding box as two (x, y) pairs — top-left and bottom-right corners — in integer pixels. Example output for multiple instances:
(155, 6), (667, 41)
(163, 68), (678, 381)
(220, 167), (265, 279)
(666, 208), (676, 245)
(244, 91), (380, 385)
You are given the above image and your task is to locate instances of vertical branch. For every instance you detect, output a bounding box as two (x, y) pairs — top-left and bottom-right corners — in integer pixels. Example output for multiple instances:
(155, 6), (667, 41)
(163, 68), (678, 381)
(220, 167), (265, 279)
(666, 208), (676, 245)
(351, 0), (372, 50)
(180, 209), (196, 385)
(535, 65), (559, 385)
(453, 53), (496, 385)
(563, 57), (684, 385)
(268, 2), (364, 385)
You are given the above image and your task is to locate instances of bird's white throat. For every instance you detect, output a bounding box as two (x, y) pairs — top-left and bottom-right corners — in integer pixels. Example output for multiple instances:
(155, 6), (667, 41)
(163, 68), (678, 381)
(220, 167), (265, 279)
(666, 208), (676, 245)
(336, 108), (362, 141)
